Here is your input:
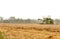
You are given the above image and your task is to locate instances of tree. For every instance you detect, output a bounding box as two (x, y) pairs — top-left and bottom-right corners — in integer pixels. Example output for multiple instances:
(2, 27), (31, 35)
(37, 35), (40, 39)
(43, 17), (54, 24)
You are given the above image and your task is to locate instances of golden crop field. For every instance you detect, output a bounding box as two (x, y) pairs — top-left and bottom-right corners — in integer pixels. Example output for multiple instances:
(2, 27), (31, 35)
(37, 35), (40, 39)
(0, 23), (60, 39)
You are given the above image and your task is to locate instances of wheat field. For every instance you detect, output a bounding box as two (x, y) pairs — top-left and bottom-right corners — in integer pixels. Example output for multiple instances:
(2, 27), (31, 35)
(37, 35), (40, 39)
(0, 23), (60, 39)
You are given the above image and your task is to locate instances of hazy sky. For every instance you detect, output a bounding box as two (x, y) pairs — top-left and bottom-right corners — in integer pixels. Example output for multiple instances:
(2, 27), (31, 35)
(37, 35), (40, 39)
(0, 0), (60, 19)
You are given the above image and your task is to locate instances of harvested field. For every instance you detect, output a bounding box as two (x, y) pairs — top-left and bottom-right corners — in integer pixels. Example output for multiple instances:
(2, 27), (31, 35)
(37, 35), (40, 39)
(0, 23), (60, 39)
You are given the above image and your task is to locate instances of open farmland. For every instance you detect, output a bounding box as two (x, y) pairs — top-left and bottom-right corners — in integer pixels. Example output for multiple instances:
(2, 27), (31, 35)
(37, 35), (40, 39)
(0, 24), (60, 39)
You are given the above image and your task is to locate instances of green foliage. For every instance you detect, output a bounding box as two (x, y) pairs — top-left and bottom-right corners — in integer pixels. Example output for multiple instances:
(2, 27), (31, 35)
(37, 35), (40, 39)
(0, 32), (4, 39)
(43, 17), (54, 24)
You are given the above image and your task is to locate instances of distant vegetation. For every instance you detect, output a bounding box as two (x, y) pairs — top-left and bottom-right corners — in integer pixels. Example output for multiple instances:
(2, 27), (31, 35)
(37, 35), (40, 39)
(43, 17), (54, 24)
(0, 16), (59, 24)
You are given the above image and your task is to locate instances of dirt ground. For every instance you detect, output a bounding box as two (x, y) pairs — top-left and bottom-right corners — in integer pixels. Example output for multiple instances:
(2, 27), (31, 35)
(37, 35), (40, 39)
(0, 23), (60, 39)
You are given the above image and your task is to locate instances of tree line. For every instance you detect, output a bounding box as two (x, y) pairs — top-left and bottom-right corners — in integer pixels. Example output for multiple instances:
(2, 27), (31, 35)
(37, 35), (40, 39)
(0, 16), (60, 24)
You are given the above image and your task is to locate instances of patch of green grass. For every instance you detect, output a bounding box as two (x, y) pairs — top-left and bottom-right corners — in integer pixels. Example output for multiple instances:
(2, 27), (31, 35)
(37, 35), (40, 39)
(0, 31), (4, 39)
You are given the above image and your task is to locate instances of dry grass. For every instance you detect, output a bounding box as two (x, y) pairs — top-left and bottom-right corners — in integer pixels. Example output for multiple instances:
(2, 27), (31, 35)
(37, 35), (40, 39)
(0, 23), (60, 39)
